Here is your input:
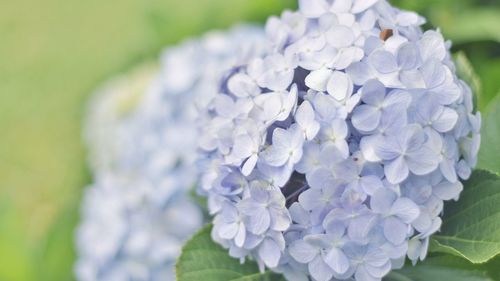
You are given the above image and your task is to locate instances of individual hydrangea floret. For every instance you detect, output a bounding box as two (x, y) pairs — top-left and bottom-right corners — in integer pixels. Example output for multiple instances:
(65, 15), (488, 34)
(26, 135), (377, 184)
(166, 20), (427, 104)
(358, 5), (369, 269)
(76, 26), (267, 281)
(198, 1), (481, 281)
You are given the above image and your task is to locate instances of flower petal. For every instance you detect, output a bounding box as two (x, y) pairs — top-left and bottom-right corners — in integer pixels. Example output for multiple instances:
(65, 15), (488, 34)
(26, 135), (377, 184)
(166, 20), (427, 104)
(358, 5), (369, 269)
(327, 71), (353, 101)
(384, 156), (409, 184)
(352, 105), (381, 132)
(324, 248), (350, 274)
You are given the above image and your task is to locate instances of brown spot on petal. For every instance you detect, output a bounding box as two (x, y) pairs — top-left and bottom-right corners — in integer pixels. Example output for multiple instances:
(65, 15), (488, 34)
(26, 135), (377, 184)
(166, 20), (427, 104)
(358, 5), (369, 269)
(380, 29), (394, 41)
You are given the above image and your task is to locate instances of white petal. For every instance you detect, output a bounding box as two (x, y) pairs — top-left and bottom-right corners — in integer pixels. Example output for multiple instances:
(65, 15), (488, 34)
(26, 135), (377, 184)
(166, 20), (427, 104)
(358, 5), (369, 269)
(306, 68), (333, 92)
(327, 25), (355, 48)
(299, 0), (327, 18)
(327, 71), (353, 101)
(418, 30), (446, 62)
(242, 154), (258, 176)
(352, 0), (379, 13)
(332, 47), (364, 70)
(235, 223), (246, 247)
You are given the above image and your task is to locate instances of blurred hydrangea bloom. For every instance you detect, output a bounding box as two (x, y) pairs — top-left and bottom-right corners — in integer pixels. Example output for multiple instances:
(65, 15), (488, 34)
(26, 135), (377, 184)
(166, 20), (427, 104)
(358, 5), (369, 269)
(76, 26), (266, 281)
(198, 1), (481, 281)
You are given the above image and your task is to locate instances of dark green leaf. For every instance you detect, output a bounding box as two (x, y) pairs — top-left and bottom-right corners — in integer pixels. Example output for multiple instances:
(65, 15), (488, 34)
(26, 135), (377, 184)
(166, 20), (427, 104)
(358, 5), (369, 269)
(478, 95), (500, 173)
(429, 170), (500, 263)
(176, 224), (285, 281)
(385, 255), (494, 281)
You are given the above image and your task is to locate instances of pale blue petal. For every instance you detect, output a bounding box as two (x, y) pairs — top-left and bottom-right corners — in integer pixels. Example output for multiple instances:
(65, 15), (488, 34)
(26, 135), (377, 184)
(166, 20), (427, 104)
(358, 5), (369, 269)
(421, 59), (446, 89)
(258, 238), (281, 268)
(371, 188), (397, 214)
(309, 256), (334, 281)
(432, 107), (458, 133)
(348, 214), (378, 243)
(298, 189), (324, 211)
(406, 146), (439, 176)
(354, 266), (378, 281)
(390, 198), (420, 223)
(373, 137), (401, 161)
(383, 217), (408, 245)
(228, 73), (261, 97)
(384, 156), (409, 184)
(248, 209), (271, 235)
(361, 79), (386, 105)
(352, 105), (381, 132)
(397, 43), (420, 70)
(433, 181), (463, 201)
(218, 223), (239, 239)
(418, 30), (446, 62)
(346, 61), (374, 85)
(324, 248), (350, 274)
(289, 240), (318, 264)
(369, 50), (398, 74)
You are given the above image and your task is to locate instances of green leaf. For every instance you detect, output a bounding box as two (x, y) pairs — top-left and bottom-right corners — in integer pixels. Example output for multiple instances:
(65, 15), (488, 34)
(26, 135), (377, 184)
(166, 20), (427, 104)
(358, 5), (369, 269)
(384, 255), (494, 281)
(476, 59), (500, 110)
(429, 170), (500, 263)
(430, 8), (500, 43)
(454, 51), (482, 110)
(478, 95), (500, 173)
(176, 224), (285, 281)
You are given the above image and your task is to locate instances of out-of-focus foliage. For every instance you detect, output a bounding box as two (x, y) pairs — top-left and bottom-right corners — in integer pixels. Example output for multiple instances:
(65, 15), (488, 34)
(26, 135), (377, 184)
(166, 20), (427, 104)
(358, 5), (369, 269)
(478, 95), (500, 173)
(0, 0), (498, 280)
(0, 1), (295, 280)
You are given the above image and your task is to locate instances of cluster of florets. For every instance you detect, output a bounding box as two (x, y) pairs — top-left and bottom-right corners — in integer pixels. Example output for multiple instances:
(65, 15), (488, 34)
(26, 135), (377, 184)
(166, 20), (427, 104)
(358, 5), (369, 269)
(76, 26), (266, 281)
(198, 1), (481, 281)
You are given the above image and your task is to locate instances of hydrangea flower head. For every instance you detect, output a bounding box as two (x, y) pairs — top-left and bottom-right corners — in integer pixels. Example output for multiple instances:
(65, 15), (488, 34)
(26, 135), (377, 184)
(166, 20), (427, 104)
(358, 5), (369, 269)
(76, 26), (266, 281)
(198, 1), (481, 281)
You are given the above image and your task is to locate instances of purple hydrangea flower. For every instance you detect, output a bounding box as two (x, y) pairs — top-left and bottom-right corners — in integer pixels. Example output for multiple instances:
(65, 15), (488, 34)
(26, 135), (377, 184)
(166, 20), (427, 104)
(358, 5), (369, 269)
(198, 1), (481, 280)
(77, 26), (267, 281)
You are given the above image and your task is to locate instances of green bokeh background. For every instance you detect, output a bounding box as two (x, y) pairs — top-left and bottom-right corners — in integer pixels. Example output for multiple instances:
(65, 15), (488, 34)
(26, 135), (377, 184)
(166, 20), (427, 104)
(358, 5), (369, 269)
(0, 0), (498, 280)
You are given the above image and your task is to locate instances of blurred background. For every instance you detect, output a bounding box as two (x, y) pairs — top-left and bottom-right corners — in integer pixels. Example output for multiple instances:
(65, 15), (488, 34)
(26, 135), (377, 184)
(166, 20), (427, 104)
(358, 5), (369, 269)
(0, 0), (498, 280)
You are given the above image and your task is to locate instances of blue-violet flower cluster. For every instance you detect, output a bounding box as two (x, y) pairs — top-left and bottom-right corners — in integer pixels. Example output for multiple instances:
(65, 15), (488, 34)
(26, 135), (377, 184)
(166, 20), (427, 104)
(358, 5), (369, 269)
(76, 26), (266, 281)
(198, 1), (481, 281)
